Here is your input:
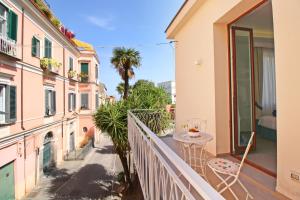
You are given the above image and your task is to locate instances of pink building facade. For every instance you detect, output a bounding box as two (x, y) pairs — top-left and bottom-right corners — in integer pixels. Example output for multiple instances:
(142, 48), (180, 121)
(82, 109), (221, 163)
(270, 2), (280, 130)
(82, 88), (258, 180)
(0, 0), (100, 199)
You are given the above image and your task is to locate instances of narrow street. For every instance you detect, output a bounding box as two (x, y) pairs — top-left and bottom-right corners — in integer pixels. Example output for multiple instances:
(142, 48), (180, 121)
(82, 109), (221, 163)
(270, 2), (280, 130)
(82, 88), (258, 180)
(24, 135), (123, 200)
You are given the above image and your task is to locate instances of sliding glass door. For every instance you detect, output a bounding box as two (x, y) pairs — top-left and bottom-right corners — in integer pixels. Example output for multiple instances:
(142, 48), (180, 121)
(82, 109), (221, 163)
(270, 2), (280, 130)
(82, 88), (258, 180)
(231, 26), (256, 154)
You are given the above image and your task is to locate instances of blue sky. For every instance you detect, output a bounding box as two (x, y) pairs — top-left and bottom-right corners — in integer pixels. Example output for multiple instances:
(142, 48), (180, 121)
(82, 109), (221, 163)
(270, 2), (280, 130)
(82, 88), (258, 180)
(46, 0), (183, 97)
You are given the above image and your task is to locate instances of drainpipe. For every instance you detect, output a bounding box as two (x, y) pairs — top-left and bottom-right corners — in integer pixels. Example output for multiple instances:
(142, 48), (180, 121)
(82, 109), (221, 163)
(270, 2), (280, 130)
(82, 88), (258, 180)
(63, 48), (66, 117)
(21, 7), (27, 195)
(21, 8), (25, 131)
(62, 48), (66, 154)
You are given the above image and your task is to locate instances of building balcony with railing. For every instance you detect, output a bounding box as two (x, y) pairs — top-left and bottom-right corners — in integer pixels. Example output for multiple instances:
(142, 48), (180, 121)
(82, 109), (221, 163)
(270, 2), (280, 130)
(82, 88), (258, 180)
(0, 34), (17, 57)
(128, 110), (288, 200)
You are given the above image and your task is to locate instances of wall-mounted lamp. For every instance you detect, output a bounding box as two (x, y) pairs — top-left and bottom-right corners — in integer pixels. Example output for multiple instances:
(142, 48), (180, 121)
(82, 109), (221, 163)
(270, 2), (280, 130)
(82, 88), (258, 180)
(194, 60), (202, 66)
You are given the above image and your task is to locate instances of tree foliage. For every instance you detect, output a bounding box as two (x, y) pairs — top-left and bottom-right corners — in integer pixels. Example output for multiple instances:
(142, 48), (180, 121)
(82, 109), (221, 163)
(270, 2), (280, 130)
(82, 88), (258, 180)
(94, 79), (171, 186)
(111, 47), (141, 99)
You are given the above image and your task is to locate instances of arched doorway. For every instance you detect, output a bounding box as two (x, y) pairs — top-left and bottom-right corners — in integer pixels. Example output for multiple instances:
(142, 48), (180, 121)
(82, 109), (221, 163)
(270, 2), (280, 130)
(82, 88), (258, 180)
(43, 132), (53, 172)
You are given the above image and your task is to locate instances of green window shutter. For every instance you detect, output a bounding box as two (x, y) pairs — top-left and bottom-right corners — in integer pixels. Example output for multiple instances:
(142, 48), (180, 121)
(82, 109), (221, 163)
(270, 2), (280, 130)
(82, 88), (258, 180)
(45, 90), (49, 115)
(44, 38), (52, 58)
(69, 57), (73, 70)
(7, 10), (18, 41)
(4, 86), (10, 123)
(81, 63), (89, 82)
(44, 39), (48, 58)
(95, 65), (98, 79)
(52, 91), (56, 114)
(32, 37), (37, 57)
(68, 93), (71, 111)
(81, 63), (88, 74)
(73, 94), (76, 110)
(95, 94), (99, 109)
(9, 86), (16, 122)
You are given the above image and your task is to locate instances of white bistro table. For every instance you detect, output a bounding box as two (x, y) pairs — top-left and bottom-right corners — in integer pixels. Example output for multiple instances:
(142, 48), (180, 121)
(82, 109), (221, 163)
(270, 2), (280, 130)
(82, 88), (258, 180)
(173, 132), (213, 178)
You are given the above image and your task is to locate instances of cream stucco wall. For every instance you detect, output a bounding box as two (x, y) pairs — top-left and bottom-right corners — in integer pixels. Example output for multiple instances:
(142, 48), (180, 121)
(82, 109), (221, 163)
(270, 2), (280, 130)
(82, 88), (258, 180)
(169, 0), (261, 155)
(167, 0), (300, 199)
(272, 0), (300, 199)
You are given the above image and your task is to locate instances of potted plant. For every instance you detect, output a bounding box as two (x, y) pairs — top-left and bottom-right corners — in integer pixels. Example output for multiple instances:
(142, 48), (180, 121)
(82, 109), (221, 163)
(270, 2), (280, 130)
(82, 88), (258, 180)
(68, 70), (77, 79)
(40, 58), (62, 74)
(78, 72), (89, 82)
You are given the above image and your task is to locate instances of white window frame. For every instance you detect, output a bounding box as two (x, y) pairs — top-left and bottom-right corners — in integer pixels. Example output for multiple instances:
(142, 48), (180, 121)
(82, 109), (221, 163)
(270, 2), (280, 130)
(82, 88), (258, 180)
(0, 84), (5, 123)
(69, 91), (76, 112)
(69, 57), (74, 71)
(0, 77), (11, 124)
(0, 3), (7, 36)
(80, 93), (89, 110)
(32, 35), (41, 58)
(44, 86), (55, 116)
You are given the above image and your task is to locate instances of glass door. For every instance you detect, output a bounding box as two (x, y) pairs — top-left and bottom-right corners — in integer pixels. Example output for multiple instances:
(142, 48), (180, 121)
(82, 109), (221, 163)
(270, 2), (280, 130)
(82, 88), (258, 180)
(231, 26), (256, 154)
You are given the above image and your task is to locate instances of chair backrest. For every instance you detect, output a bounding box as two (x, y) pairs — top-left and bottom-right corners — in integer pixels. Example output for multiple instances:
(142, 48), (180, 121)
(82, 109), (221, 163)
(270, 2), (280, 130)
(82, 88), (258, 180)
(237, 132), (255, 174)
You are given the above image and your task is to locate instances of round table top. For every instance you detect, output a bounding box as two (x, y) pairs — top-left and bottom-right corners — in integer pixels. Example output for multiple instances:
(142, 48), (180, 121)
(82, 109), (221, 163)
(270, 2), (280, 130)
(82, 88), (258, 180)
(173, 132), (213, 145)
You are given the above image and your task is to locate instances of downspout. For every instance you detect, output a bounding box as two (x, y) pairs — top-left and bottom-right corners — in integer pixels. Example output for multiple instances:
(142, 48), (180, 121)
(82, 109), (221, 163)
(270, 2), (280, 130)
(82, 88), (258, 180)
(21, 7), (27, 195)
(62, 48), (66, 153)
(21, 8), (25, 131)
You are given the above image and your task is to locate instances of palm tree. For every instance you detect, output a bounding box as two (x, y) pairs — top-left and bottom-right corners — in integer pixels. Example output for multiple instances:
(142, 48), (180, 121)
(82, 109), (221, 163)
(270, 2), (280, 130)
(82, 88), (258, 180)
(116, 82), (132, 98)
(111, 47), (141, 99)
(116, 82), (125, 97)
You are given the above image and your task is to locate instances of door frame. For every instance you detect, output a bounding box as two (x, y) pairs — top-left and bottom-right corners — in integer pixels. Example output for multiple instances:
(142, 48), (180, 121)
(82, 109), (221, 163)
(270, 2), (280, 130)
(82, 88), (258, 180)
(227, 0), (277, 177)
(231, 26), (256, 154)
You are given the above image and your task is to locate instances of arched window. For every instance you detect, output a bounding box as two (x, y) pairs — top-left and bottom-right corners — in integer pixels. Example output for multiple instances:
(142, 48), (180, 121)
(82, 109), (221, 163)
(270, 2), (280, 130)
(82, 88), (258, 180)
(44, 132), (53, 144)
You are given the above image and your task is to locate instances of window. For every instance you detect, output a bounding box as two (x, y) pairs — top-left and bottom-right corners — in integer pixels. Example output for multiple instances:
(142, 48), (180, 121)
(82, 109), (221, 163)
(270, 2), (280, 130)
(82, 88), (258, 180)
(44, 38), (52, 58)
(0, 4), (7, 36)
(32, 36), (40, 57)
(80, 93), (88, 109)
(45, 88), (56, 116)
(80, 63), (89, 82)
(68, 93), (76, 111)
(95, 64), (98, 79)
(95, 93), (99, 109)
(0, 84), (16, 124)
(69, 57), (73, 71)
(0, 4), (17, 41)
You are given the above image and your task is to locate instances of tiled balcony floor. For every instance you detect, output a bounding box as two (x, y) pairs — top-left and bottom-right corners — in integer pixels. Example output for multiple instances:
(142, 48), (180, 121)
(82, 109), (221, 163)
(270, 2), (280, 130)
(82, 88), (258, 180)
(161, 135), (289, 200)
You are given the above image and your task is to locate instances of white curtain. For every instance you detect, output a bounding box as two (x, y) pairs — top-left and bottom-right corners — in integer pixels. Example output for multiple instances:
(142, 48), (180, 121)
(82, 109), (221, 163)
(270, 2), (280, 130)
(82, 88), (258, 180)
(262, 49), (276, 115)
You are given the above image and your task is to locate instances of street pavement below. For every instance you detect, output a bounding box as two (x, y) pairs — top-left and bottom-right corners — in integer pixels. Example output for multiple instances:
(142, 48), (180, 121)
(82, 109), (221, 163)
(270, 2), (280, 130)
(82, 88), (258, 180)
(24, 134), (123, 200)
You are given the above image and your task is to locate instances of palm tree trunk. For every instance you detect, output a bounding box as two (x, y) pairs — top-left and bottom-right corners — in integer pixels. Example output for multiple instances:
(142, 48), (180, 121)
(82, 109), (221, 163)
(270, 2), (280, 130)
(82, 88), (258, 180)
(123, 67), (129, 99)
(117, 149), (132, 186)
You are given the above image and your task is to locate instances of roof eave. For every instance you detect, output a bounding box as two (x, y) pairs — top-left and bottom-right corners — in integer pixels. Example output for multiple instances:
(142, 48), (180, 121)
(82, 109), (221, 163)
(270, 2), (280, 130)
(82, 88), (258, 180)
(166, 0), (207, 39)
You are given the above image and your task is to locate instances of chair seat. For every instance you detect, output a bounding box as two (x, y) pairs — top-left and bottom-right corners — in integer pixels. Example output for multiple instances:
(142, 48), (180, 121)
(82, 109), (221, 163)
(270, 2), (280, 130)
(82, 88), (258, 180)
(208, 158), (240, 175)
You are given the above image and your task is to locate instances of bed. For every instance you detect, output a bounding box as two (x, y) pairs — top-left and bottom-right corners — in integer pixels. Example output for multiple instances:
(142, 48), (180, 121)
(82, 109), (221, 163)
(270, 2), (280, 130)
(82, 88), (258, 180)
(257, 115), (277, 141)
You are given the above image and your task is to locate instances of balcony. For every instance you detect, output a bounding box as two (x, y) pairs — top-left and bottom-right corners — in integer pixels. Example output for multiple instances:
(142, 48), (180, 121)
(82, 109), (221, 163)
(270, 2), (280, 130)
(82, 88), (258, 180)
(128, 111), (287, 200)
(0, 34), (17, 57)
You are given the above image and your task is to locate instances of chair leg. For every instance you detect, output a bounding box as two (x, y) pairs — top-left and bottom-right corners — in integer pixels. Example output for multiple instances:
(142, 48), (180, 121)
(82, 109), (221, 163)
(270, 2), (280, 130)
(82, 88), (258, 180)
(209, 168), (239, 200)
(237, 179), (254, 199)
(217, 175), (232, 188)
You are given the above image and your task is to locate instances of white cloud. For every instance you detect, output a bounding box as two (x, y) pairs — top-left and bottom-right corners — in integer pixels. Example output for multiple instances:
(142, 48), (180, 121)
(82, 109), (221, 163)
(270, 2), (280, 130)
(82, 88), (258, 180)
(86, 16), (115, 31)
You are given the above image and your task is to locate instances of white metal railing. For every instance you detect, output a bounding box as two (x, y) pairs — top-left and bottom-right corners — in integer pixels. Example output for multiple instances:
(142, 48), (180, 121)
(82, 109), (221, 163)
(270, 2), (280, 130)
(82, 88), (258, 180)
(128, 111), (224, 200)
(0, 34), (17, 57)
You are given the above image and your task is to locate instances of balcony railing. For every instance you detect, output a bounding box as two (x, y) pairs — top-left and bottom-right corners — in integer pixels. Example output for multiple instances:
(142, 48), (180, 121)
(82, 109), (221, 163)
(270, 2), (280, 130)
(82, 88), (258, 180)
(128, 111), (224, 200)
(0, 34), (17, 57)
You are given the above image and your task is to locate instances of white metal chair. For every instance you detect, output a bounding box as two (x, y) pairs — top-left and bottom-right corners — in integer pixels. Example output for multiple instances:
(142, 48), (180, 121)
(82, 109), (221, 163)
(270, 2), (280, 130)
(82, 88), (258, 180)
(207, 132), (255, 200)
